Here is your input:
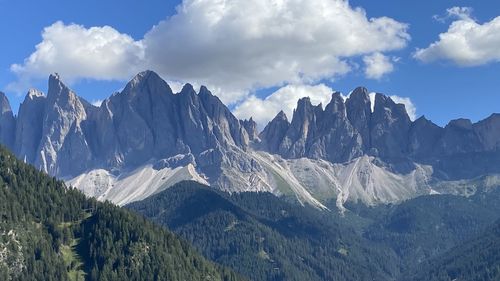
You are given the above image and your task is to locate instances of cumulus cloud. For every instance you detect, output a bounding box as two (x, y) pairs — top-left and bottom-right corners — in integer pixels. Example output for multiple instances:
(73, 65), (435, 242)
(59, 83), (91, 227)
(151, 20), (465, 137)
(363, 52), (395, 79)
(234, 86), (417, 130)
(390, 95), (417, 120)
(9, 0), (409, 103)
(415, 7), (500, 66)
(433, 7), (474, 22)
(143, 0), (409, 103)
(233, 84), (335, 129)
(8, 21), (144, 92)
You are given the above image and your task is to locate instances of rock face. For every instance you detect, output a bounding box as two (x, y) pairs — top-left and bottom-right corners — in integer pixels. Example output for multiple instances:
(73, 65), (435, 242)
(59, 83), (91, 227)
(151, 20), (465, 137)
(345, 87), (372, 150)
(4, 71), (258, 186)
(15, 89), (46, 163)
(263, 93), (363, 163)
(370, 93), (412, 159)
(35, 74), (93, 176)
(0, 92), (15, 150)
(259, 111), (289, 153)
(260, 87), (500, 179)
(1, 71), (500, 207)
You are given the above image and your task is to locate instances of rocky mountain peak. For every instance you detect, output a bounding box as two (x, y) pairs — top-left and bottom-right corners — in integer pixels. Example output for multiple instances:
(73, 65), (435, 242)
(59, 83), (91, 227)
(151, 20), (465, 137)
(260, 110), (290, 153)
(180, 83), (196, 95)
(447, 118), (473, 130)
(275, 110), (288, 121)
(122, 70), (174, 101)
(48, 73), (69, 97)
(345, 86), (372, 150)
(295, 97), (313, 113)
(0, 92), (15, 149)
(240, 117), (259, 141)
(324, 92), (346, 117)
(370, 93), (411, 158)
(0, 92), (12, 114)
(198, 85), (212, 98)
(3, 72), (500, 209)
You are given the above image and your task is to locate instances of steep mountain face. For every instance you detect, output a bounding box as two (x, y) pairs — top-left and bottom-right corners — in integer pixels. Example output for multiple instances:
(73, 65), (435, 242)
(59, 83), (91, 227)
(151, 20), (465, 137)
(260, 89), (414, 162)
(345, 87), (372, 150)
(2, 70), (500, 208)
(0, 92), (15, 150)
(260, 87), (500, 177)
(272, 93), (363, 163)
(3, 71), (271, 205)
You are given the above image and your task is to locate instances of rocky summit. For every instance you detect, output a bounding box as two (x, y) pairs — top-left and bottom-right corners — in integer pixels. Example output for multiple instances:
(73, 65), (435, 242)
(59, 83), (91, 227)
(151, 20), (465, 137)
(2, 71), (500, 209)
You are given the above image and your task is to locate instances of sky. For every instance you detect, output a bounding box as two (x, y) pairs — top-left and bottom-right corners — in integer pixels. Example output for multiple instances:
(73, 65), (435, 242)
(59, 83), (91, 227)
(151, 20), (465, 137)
(1, 0), (500, 129)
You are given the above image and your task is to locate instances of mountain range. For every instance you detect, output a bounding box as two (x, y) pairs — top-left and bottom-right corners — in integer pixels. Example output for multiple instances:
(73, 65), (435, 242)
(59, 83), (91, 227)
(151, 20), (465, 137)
(1, 70), (500, 209)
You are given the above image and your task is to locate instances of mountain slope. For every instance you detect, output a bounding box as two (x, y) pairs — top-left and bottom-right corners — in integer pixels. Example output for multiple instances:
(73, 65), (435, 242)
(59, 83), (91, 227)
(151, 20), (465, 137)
(408, 219), (500, 281)
(128, 180), (500, 281)
(2, 70), (500, 209)
(127, 181), (398, 281)
(353, 188), (500, 273)
(0, 146), (243, 281)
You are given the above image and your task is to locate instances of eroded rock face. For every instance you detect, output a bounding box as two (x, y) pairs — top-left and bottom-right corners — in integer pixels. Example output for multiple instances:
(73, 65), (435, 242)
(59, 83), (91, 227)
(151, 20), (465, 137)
(345, 87), (372, 150)
(30, 74), (93, 176)
(0, 92), (16, 150)
(370, 93), (412, 159)
(1, 70), (500, 205)
(474, 114), (500, 151)
(259, 111), (290, 153)
(3, 71), (258, 183)
(408, 116), (443, 159)
(15, 89), (46, 163)
(260, 86), (500, 175)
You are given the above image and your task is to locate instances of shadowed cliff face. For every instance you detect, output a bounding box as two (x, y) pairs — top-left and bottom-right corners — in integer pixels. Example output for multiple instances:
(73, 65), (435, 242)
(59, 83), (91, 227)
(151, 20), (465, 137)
(260, 87), (500, 178)
(1, 70), (500, 205)
(3, 71), (254, 180)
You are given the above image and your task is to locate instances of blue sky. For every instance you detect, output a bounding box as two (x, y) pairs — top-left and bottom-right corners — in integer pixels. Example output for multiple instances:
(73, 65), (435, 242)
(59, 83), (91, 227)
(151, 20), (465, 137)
(1, 0), (499, 128)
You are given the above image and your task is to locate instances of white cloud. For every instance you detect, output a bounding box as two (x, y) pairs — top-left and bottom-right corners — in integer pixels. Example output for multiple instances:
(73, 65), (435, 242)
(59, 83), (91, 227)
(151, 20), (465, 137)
(445, 7), (474, 20)
(143, 0), (409, 103)
(91, 99), (103, 107)
(9, 21), (145, 92)
(9, 0), (409, 103)
(415, 7), (500, 66)
(233, 84), (334, 129)
(433, 7), (474, 23)
(363, 52), (395, 79)
(390, 95), (417, 120)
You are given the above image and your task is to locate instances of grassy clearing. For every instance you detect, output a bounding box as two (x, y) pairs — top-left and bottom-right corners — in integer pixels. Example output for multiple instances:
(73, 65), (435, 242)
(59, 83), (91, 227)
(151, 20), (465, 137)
(60, 238), (86, 281)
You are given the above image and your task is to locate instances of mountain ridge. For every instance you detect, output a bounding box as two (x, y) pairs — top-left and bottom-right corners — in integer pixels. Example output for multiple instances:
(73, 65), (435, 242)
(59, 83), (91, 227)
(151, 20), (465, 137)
(1, 70), (500, 208)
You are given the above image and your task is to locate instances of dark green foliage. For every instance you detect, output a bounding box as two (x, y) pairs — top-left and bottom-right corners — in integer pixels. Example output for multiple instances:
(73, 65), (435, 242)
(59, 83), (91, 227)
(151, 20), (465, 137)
(355, 190), (500, 273)
(128, 181), (398, 281)
(409, 219), (500, 281)
(0, 146), (243, 281)
(129, 181), (500, 281)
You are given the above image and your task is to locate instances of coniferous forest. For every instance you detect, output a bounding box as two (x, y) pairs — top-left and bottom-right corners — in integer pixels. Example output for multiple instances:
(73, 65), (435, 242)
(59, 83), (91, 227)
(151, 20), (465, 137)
(1, 140), (500, 281)
(0, 146), (242, 281)
(129, 181), (500, 281)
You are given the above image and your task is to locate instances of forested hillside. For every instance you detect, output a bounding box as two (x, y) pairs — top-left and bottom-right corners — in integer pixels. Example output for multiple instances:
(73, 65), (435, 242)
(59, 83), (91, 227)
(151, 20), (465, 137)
(0, 146), (243, 281)
(129, 181), (500, 281)
(128, 181), (399, 281)
(408, 219), (500, 281)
